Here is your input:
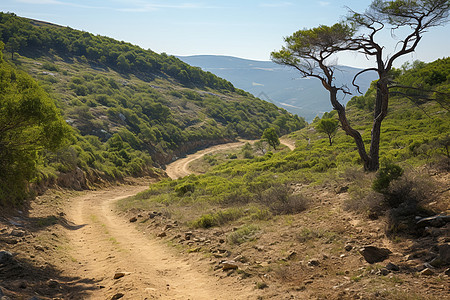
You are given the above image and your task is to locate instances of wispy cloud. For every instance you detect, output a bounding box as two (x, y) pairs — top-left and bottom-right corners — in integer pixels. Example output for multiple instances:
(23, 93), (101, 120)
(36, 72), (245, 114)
(16, 0), (108, 9)
(318, 1), (331, 7)
(260, 1), (293, 8)
(115, 1), (218, 12)
(16, 0), (65, 4)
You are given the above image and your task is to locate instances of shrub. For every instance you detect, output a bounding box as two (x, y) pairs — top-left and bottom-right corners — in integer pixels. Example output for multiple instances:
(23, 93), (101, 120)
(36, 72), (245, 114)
(261, 184), (309, 215)
(191, 208), (244, 228)
(228, 224), (260, 245)
(175, 182), (196, 196)
(372, 163), (404, 193)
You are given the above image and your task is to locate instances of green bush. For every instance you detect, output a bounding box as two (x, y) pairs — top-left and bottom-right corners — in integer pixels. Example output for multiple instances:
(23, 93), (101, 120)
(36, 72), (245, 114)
(175, 182), (196, 196)
(227, 224), (260, 245)
(372, 163), (404, 193)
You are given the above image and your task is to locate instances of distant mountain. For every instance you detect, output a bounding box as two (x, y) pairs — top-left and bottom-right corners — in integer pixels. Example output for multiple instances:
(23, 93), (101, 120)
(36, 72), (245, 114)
(178, 55), (377, 122)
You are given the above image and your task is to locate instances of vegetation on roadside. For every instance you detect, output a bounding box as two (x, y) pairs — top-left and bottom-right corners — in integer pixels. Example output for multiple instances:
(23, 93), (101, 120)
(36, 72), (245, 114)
(0, 42), (70, 204)
(122, 57), (449, 232)
(0, 12), (305, 205)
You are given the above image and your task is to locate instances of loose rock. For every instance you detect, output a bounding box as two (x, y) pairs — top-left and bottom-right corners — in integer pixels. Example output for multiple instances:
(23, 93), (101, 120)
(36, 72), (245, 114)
(221, 260), (238, 271)
(416, 215), (450, 228)
(420, 268), (434, 276)
(344, 244), (353, 251)
(0, 251), (13, 265)
(157, 232), (166, 238)
(307, 259), (320, 267)
(10, 230), (25, 237)
(111, 293), (124, 300)
(113, 272), (128, 279)
(47, 279), (58, 288)
(129, 217), (137, 223)
(359, 246), (392, 264)
(386, 262), (399, 271)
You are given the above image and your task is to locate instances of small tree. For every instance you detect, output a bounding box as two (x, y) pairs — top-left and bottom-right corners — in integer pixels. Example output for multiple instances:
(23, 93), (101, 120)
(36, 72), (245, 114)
(272, 0), (450, 171)
(315, 118), (339, 146)
(0, 42), (70, 204)
(262, 127), (280, 150)
(347, 0), (450, 170)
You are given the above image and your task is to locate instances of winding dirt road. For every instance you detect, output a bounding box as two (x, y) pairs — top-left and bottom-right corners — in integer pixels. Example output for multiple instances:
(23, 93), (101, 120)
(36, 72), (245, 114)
(165, 141), (250, 179)
(64, 185), (253, 299)
(166, 138), (295, 180)
(62, 139), (295, 299)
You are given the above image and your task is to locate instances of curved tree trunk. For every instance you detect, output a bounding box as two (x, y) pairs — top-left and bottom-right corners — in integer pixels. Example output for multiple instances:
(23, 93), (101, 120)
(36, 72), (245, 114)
(328, 87), (375, 170)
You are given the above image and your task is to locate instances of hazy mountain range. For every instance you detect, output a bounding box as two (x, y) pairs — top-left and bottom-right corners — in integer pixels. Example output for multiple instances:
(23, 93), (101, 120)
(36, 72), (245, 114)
(179, 55), (378, 122)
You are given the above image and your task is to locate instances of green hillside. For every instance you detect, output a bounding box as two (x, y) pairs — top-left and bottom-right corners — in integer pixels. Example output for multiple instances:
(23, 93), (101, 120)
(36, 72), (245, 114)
(123, 57), (449, 227)
(0, 12), (305, 204)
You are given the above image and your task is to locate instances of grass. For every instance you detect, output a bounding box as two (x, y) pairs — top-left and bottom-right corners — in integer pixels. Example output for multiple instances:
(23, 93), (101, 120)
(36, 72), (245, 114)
(227, 224), (260, 245)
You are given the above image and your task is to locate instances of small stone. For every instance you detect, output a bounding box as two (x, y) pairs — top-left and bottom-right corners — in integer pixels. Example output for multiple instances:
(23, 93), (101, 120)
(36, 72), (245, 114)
(307, 259), (320, 267)
(164, 224), (173, 231)
(386, 262), (399, 271)
(34, 245), (45, 251)
(157, 232), (166, 238)
(429, 257), (443, 268)
(113, 272), (127, 279)
(344, 244), (353, 251)
(184, 231), (193, 240)
(47, 280), (58, 288)
(359, 246), (391, 264)
(420, 268), (434, 276)
(377, 268), (390, 276)
(0, 251), (13, 265)
(221, 261), (238, 271)
(129, 217), (137, 223)
(416, 215), (450, 228)
(10, 230), (25, 237)
(287, 251), (297, 260)
(336, 185), (349, 194)
(111, 293), (124, 300)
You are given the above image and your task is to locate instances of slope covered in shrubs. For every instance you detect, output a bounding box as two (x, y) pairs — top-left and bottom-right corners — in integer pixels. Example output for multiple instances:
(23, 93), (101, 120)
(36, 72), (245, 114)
(0, 12), (305, 204)
(123, 57), (449, 229)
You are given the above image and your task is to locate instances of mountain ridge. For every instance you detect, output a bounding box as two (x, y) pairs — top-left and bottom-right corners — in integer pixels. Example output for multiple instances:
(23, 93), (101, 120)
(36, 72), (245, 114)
(178, 55), (378, 121)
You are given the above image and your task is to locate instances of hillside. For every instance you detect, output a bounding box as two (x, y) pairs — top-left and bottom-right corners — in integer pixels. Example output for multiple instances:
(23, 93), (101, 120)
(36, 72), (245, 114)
(178, 55), (378, 122)
(0, 57), (449, 299)
(0, 12), (304, 203)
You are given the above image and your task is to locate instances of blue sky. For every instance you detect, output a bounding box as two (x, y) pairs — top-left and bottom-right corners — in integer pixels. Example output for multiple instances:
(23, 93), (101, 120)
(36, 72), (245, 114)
(2, 0), (449, 68)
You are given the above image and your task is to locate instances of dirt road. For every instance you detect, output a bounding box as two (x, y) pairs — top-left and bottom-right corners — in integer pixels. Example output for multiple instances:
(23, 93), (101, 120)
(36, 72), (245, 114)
(165, 141), (250, 179)
(166, 139), (295, 179)
(61, 139), (297, 298)
(63, 185), (253, 299)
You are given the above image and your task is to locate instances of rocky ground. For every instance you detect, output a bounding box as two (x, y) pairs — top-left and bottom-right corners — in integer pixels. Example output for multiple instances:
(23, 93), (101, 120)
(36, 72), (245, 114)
(122, 179), (449, 299)
(0, 158), (449, 299)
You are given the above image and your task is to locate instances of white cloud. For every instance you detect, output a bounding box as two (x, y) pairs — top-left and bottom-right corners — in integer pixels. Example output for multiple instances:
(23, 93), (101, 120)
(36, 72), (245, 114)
(116, 1), (215, 12)
(260, 2), (293, 8)
(16, 0), (64, 4)
(318, 1), (331, 7)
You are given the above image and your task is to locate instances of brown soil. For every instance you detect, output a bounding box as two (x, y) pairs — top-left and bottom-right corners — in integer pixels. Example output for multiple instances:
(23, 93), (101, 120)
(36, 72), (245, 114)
(1, 143), (449, 300)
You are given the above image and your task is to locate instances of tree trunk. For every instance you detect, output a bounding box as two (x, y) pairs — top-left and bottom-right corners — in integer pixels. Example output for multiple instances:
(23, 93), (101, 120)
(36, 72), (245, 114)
(366, 76), (390, 172)
(329, 88), (373, 170)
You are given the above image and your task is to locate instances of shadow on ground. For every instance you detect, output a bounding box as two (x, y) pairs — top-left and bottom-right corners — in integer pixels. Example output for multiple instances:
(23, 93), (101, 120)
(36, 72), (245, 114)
(0, 254), (99, 299)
